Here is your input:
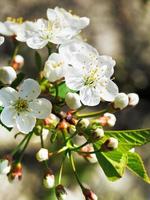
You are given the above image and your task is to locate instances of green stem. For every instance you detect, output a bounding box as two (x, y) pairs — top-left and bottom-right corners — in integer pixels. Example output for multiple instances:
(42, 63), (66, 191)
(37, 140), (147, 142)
(69, 152), (84, 189)
(75, 109), (107, 119)
(66, 131), (78, 142)
(18, 132), (34, 161)
(70, 142), (89, 152)
(40, 132), (44, 148)
(11, 134), (29, 156)
(9, 44), (20, 65)
(58, 152), (67, 184)
(54, 83), (59, 101)
(76, 148), (101, 155)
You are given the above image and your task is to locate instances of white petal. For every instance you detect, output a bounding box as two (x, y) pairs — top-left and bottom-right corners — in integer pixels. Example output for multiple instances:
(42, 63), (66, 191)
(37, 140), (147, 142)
(59, 39), (99, 64)
(0, 87), (18, 106)
(16, 112), (36, 134)
(44, 53), (65, 82)
(100, 80), (119, 102)
(27, 36), (48, 49)
(64, 65), (83, 91)
(0, 36), (4, 45)
(0, 21), (13, 36)
(98, 55), (116, 78)
(18, 79), (41, 101)
(16, 21), (37, 42)
(0, 106), (17, 127)
(47, 8), (57, 22)
(80, 86), (101, 106)
(29, 98), (52, 119)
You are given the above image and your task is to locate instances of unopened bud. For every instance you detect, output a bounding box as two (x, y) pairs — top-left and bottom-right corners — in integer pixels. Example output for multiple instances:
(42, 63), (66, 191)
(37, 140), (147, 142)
(104, 113), (116, 127)
(94, 128), (104, 139)
(68, 125), (76, 134)
(103, 137), (118, 151)
(55, 184), (67, 200)
(113, 93), (129, 110)
(128, 93), (139, 106)
(80, 145), (97, 163)
(44, 113), (60, 126)
(36, 148), (49, 162)
(57, 119), (68, 130)
(129, 148), (135, 153)
(43, 170), (55, 189)
(8, 162), (22, 181)
(83, 188), (98, 200)
(65, 92), (81, 110)
(0, 159), (11, 175)
(0, 66), (16, 84)
(78, 119), (90, 129)
(11, 54), (24, 71)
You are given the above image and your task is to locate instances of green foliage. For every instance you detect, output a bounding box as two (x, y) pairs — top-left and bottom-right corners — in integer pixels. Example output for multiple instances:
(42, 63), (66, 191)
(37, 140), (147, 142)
(57, 82), (74, 99)
(94, 129), (150, 183)
(105, 129), (150, 152)
(94, 149), (127, 181)
(127, 152), (150, 183)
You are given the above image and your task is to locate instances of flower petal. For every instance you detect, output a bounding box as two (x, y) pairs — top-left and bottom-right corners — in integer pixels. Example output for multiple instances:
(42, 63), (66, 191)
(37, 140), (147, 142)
(64, 65), (83, 91)
(16, 112), (36, 134)
(29, 98), (52, 119)
(44, 53), (65, 82)
(47, 8), (57, 22)
(98, 55), (116, 78)
(0, 87), (18, 106)
(18, 79), (41, 101)
(0, 106), (17, 127)
(80, 86), (101, 106)
(100, 80), (119, 102)
(27, 35), (48, 49)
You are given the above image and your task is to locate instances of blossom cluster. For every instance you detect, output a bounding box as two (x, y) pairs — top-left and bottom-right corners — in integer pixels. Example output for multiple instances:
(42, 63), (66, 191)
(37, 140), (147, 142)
(0, 6), (147, 200)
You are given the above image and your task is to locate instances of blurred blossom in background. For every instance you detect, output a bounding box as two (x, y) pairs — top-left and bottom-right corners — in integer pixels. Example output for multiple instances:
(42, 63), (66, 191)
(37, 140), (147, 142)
(0, 0), (150, 199)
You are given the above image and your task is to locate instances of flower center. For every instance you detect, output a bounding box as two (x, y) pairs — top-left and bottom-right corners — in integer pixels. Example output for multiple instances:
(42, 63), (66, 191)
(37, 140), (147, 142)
(14, 98), (28, 113)
(84, 68), (99, 87)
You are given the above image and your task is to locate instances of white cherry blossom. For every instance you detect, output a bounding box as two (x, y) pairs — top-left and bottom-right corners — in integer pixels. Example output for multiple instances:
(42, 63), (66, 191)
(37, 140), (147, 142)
(22, 7), (89, 49)
(60, 40), (118, 106)
(0, 79), (52, 134)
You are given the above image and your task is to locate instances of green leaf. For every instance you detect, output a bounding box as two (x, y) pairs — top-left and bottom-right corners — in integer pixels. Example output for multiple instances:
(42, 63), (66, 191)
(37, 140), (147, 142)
(35, 51), (42, 71)
(127, 152), (150, 183)
(58, 82), (74, 99)
(105, 129), (150, 152)
(94, 144), (127, 181)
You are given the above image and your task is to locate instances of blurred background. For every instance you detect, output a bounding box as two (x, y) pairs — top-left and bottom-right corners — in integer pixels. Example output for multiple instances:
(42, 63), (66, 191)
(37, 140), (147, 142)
(0, 0), (150, 199)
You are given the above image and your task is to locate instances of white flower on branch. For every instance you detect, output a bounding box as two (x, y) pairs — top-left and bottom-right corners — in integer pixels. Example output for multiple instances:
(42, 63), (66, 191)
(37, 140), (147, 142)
(60, 40), (118, 106)
(19, 7), (89, 49)
(0, 79), (52, 134)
